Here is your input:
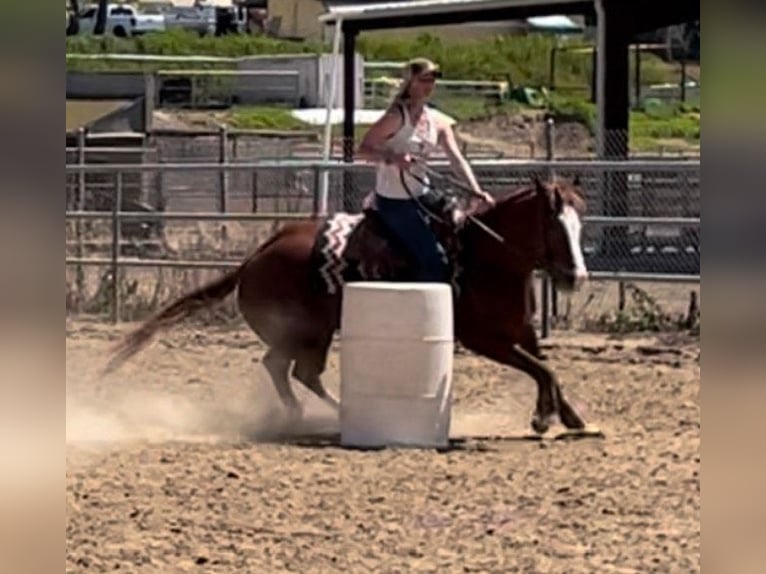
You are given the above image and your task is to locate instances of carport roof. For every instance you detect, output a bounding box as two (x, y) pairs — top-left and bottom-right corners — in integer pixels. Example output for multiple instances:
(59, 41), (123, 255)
(319, 0), (590, 25)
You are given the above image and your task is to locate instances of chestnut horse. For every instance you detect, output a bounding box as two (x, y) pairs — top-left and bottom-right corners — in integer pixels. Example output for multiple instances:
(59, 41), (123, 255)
(104, 178), (590, 435)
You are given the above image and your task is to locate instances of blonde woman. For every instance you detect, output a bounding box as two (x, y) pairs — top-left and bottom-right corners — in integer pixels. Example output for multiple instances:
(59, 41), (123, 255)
(358, 57), (494, 283)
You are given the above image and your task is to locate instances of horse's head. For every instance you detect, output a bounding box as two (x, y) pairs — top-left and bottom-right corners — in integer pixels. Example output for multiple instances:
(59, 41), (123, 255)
(533, 176), (589, 292)
(469, 176), (588, 292)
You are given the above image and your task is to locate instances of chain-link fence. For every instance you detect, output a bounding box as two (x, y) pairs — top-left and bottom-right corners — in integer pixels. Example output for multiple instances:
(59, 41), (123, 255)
(65, 156), (699, 335)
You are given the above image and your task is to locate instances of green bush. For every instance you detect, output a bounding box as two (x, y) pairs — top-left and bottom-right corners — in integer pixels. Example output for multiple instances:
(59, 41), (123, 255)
(631, 105), (700, 141)
(357, 33), (593, 87)
(67, 30), (609, 89)
(67, 29), (685, 90)
(67, 28), (323, 56)
(547, 94), (597, 132)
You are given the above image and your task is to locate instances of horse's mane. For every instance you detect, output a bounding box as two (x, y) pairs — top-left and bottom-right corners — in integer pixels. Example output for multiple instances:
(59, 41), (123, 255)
(555, 178), (587, 214)
(472, 177), (586, 218)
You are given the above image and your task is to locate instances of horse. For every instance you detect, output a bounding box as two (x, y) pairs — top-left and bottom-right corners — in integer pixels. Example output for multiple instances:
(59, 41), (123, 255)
(103, 176), (590, 436)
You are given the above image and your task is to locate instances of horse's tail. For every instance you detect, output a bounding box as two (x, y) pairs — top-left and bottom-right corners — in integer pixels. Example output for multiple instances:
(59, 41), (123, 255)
(102, 264), (243, 376)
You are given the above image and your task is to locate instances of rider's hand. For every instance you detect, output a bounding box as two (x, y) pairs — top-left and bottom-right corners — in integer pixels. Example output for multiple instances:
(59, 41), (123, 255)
(476, 190), (495, 206)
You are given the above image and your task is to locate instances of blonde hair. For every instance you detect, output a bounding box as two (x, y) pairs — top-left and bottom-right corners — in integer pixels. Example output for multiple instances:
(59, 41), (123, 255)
(390, 57), (441, 109)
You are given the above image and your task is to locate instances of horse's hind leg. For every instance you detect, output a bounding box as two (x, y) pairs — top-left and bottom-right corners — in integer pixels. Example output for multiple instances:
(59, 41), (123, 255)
(292, 341), (339, 412)
(263, 348), (302, 421)
(518, 324), (585, 431)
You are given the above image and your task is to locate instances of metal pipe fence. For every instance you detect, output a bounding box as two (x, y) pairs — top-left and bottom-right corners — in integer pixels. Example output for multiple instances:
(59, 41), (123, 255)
(65, 158), (700, 334)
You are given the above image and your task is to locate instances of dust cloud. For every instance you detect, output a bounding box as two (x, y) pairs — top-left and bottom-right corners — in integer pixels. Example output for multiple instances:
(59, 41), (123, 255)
(66, 377), (339, 447)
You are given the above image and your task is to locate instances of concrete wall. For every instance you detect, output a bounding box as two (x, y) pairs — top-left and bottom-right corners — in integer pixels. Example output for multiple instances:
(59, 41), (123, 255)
(68, 55), (364, 109)
(237, 53), (364, 108)
(67, 72), (147, 100)
(88, 98), (147, 133)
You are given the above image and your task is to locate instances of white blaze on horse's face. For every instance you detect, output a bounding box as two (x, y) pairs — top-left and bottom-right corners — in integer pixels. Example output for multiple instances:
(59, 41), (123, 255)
(559, 204), (588, 288)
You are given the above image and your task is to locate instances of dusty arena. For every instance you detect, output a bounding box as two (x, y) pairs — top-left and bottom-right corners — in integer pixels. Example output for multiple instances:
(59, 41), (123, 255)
(66, 317), (700, 573)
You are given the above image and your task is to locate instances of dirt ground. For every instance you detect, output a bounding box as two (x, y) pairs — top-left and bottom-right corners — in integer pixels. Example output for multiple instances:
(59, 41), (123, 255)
(66, 319), (699, 573)
(151, 108), (594, 159)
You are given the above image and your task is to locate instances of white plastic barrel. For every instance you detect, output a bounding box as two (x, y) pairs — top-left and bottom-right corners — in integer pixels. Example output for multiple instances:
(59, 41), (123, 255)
(339, 282), (454, 449)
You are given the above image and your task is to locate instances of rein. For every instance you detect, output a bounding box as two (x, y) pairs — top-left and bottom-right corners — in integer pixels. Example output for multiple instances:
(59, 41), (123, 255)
(402, 163), (560, 267)
(399, 162), (506, 244)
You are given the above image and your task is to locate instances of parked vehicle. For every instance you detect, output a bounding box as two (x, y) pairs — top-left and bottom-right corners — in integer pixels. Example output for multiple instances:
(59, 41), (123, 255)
(76, 3), (166, 37)
(163, 5), (217, 37)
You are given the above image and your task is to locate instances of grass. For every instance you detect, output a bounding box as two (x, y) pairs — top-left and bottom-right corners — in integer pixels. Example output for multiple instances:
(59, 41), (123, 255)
(225, 96), (523, 137)
(227, 106), (309, 131)
(66, 29), (698, 152)
(630, 102), (700, 151)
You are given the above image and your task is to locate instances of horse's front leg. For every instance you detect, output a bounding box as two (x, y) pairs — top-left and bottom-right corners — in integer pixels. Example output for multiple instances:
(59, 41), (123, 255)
(503, 345), (560, 434)
(518, 324), (586, 432)
(456, 328), (560, 435)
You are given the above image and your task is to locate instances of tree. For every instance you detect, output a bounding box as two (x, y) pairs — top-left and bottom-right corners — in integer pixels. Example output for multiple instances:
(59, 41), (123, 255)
(94, 0), (108, 35)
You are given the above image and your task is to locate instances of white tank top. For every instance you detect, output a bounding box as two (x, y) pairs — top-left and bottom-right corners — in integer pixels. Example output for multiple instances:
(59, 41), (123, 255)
(375, 103), (439, 199)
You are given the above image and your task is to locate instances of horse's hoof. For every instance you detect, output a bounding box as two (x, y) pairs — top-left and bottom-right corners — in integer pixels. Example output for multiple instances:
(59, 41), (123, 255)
(559, 414), (586, 431)
(531, 415), (551, 435)
(559, 403), (587, 431)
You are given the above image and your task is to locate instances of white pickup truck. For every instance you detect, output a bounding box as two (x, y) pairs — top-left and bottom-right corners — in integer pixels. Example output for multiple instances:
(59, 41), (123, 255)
(76, 3), (166, 37)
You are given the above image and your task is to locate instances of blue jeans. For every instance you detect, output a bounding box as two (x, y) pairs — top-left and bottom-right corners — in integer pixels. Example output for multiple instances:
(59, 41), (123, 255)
(375, 194), (450, 282)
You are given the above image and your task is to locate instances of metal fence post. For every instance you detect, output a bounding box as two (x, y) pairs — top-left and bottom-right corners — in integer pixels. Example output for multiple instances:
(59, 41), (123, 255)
(76, 128), (86, 314)
(313, 165), (323, 216)
(219, 125), (229, 254)
(111, 171), (123, 324)
(540, 117), (555, 339)
(63, 158), (700, 326)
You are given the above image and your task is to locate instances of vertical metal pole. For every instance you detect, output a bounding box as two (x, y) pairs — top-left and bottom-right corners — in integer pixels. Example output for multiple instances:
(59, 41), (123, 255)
(547, 118), (559, 321)
(634, 44), (641, 109)
(312, 165), (322, 217)
(541, 118), (555, 338)
(319, 18), (343, 217)
(342, 27), (358, 212)
(76, 128), (86, 314)
(595, 0), (606, 158)
(111, 172), (123, 324)
(219, 125), (229, 254)
(618, 280), (626, 312)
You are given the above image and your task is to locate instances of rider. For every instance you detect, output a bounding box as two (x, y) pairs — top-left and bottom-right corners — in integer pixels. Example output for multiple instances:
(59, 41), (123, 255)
(357, 57), (495, 283)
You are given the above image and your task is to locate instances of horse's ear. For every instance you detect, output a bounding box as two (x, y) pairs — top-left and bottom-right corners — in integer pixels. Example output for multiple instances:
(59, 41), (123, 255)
(572, 174), (581, 187)
(534, 177), (547, 195)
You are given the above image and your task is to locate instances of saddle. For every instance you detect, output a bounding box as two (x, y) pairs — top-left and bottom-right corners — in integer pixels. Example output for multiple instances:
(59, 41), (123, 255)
(311, 192), (464, 295)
